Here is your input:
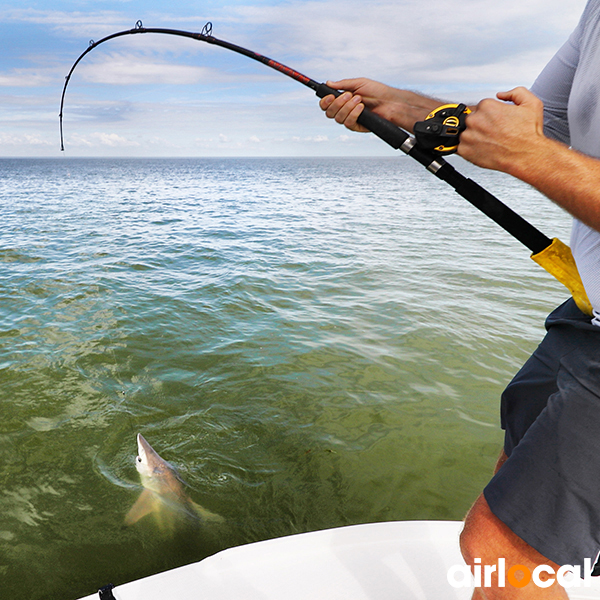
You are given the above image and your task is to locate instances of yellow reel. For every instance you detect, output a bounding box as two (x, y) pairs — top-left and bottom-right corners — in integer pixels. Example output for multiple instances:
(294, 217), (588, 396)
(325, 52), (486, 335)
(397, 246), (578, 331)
(414, 103), (472, 155)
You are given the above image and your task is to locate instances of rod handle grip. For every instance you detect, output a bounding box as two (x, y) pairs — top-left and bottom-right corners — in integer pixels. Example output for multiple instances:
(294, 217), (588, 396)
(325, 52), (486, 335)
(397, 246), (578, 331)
(315, 83), (409, 150)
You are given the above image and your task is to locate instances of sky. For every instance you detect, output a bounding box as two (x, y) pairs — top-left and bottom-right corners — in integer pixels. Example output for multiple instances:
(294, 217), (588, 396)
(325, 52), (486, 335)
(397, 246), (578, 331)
(0, 0), (589, 157)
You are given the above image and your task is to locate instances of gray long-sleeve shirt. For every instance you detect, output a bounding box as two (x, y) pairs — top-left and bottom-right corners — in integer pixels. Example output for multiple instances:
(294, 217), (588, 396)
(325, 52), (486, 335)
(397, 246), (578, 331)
(531, 0), (600, 323)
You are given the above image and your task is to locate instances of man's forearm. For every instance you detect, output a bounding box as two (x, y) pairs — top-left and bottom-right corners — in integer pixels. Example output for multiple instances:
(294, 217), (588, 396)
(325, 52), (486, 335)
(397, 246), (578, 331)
(378, 89), (442, 133)
(511, 139), (600, 232)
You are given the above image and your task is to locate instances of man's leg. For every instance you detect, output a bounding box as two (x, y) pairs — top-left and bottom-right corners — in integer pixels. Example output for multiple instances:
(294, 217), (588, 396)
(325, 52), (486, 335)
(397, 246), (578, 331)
(459, 302), (600, 598)
(460, 493), (568, 599)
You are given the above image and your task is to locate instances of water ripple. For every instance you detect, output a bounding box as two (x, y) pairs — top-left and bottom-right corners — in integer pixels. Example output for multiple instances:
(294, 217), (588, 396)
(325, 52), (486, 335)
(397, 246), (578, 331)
(0, 157), (574, 598)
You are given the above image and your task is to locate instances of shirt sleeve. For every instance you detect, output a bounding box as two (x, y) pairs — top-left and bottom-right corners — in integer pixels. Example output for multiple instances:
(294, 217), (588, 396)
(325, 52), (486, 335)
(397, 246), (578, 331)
(530, 21), (583, 145)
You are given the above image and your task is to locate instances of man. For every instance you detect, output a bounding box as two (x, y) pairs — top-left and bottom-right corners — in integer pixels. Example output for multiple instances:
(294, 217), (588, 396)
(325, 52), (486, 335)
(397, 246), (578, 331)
(320, 1), (600, 598)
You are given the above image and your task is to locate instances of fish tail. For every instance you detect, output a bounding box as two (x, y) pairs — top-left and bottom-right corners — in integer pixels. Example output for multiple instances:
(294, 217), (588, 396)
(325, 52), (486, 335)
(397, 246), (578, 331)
(190, 501), (224, 523)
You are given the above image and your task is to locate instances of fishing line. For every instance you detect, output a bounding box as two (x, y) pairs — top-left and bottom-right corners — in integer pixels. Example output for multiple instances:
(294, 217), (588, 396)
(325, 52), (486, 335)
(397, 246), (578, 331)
(59, 21), (592, 315)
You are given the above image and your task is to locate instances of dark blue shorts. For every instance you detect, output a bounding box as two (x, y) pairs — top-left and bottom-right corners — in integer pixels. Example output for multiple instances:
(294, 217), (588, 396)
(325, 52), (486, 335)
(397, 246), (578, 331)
(484, 298), (600, 570)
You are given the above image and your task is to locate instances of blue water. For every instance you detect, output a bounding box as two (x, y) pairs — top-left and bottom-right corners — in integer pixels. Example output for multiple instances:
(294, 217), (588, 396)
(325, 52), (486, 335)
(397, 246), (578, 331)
(0, 157), (573, 598)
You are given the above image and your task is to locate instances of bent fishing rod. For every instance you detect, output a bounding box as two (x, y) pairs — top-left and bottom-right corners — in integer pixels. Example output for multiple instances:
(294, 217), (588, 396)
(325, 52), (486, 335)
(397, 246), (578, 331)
(59, 21), (591, 315)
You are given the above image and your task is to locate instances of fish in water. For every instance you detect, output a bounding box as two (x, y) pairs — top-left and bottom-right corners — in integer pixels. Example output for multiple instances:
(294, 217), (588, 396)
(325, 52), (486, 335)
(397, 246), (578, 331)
(124, 433), (223, 529)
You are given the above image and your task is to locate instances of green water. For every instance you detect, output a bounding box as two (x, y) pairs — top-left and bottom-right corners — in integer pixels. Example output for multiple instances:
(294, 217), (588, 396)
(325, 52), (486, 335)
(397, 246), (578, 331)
(0, 157), (573, 598)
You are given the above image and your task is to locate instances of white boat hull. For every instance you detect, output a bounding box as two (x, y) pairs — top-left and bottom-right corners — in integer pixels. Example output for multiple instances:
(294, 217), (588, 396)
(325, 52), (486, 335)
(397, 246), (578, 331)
(77, 520), (600, 599)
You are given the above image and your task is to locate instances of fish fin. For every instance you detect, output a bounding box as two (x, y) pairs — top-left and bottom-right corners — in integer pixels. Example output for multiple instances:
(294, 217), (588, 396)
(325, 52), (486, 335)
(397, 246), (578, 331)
(190, 500), (224, 523)
(124, 489), (156, 525)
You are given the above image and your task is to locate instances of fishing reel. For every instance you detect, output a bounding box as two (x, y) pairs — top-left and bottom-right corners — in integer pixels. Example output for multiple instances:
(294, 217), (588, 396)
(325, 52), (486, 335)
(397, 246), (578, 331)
(413, 103), (471, 155)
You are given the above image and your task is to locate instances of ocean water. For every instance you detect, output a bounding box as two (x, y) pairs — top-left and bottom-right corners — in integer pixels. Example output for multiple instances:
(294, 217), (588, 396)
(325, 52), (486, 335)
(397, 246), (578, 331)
(0, 156), (573, 599)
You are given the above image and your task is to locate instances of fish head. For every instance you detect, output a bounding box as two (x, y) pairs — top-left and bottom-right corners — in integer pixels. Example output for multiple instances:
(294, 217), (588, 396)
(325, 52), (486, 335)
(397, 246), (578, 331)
(135, 433), (173, 481)
(135, 433), (149, 474)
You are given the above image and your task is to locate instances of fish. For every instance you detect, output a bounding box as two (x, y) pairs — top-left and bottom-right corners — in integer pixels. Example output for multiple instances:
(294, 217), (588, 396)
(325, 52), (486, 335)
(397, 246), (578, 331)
(124, 433), (223, 529)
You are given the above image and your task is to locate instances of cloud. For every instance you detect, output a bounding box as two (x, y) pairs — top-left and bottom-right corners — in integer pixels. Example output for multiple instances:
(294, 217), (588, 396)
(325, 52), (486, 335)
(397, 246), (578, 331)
(3, 1), (587, 94)
(0, 8), (129, 36)
(0, 133), (53, 147)
(74, 53), (215, 85)
(0, 69), (55, 87)
(68, 132), (141, 147)
(224, 0), (586, 89)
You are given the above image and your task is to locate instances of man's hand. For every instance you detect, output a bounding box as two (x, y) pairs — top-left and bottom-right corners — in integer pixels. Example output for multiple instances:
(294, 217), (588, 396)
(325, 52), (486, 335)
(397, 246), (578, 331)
(458, 87), (547, 176)
(319, 78), (441, 133)
(319, 80), (367, 132)
(460, 87), (600, 231)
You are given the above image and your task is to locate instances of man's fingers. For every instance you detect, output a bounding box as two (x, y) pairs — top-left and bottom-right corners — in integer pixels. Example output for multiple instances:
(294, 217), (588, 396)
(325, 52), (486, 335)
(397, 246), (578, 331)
(333, 94), (363, 125)
(321, 91), (361, 118)
(326, 79), (363, 93)
(497, 87), (542, 109)
(319, 95), (335, 111)
(325, 92), (352, 118)
(342, 102), (366, 131)
(319, 82), (369, 132)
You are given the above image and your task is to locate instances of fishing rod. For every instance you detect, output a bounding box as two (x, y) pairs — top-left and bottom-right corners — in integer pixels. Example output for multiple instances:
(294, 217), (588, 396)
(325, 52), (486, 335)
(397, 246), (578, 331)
(59, 20), (592, 315)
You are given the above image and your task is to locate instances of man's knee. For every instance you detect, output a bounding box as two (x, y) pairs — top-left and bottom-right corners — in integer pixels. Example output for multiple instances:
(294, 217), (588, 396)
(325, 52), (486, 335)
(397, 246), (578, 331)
(460, 494), (491, 566)
(460, 493), (520, 567)
(460, 493), (562, 571)
(460, 456), (508, 565)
